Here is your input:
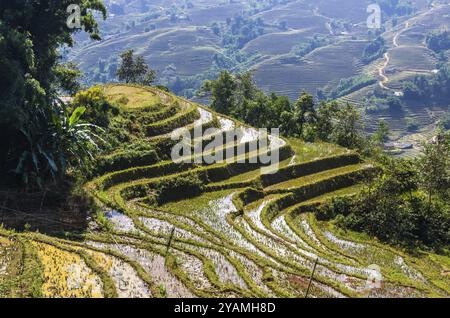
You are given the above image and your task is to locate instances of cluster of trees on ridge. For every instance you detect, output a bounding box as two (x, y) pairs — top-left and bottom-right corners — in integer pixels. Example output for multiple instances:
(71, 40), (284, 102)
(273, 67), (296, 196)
(426, 29), (450, 53)
(378, 0), (415, 16)
(201, 71), (371, 150)
(362, 36), (386, 63)
(212, 16), (265, 50)
(318, 74), (377, 101)
(402, 63), (450, 101)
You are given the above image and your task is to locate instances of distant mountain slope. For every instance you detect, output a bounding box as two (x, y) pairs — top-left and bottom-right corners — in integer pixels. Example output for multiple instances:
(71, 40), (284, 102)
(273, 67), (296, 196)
(69, 0), (449, 146)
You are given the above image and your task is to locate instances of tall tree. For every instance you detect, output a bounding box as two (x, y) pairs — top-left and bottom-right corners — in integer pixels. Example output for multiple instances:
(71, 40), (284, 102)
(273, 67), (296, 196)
(316, 101), (339, 140)
(116, 50), (135, 83)
(330, 103), (364, 149)
(419, 134), (450, 207)
(117, 49), (156, 85)
(0, 0), (107, 187)
(204, 71), (237, 115)
(373, 120), (390, 145)
(294, 92), (317, 136)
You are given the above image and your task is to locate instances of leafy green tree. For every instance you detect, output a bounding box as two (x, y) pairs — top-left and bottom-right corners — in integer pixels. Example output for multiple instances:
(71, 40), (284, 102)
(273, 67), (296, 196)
(203, 71), (237, 115)
(235, 71), (258, 102)
(373, 120), (390, 145)
(316, 102), (364, 149)
(319, 161), (448, 250)
(116, 50), (135, 83)
(382, 158), (419, 199)
(419, 134), (450, 204)
(202, 72), (366, 146)
(426, 30), (450, 53)
(54, 62), (83, 95)
(316, 101), (339, 140)
(362, 36), (386, 63)
(117, 50), (156, 85)
(294, 92), (317, 137)
(0, 0), (107, 188)
(330, 103), (364, 149)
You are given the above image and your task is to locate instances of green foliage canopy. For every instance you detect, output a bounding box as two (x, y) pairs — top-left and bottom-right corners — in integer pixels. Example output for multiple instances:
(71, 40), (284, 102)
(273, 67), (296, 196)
(0, 0), (107, 188)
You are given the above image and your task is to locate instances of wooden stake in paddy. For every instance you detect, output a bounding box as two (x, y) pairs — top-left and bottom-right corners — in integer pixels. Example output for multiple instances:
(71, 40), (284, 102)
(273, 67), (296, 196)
(305, 258), (319, 298)
(165, 226), (176, 257)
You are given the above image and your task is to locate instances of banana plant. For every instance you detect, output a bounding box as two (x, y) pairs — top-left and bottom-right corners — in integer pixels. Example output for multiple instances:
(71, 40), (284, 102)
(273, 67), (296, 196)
(15, 100), (105, 189)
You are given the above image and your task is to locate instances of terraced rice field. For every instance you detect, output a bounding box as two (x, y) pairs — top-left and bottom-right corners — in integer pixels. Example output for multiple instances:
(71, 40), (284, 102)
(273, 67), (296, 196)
(1, 85), (448, 298)
(254, 41), (368, 100)
(335, 3), (449, 148)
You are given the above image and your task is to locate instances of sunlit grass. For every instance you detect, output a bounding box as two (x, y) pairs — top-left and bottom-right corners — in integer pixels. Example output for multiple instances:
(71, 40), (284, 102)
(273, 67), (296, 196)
(288, 138), (349, 164)
(266, 163), (370, 191)
(103, 85), (161, 110)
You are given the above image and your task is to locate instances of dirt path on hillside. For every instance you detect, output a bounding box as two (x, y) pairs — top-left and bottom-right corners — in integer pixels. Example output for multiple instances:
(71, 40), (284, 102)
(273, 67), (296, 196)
(378, 22), (410, 91)
(378, 52), (392, 90)
(392, 22), (409, 48)
(377, 4), (445, 91)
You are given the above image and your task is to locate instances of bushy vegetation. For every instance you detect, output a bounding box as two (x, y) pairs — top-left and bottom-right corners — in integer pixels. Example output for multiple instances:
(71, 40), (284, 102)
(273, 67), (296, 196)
(426, 30), (450, 53)
(71, 86), (119, 128)
(117, 50), (156, 86)
(213, 16), (265, 50)
(316, 134), (450, 251)
(376, 0), (415, 17)
(318, 75), (377, 100)
(362, 87), (405, 115)
(156, 172), (205, 204)
(362, 36), (386, 63)
(94, 141), (159, 176)
(402, 63), (450, 101)
(291, 36), (332, 59)
(406, 118), (419, 132)
(201, 71), (366, 149)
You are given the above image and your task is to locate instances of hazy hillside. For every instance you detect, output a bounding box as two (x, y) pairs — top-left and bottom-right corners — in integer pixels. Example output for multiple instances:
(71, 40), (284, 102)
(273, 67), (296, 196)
(68, 0), (450, 151)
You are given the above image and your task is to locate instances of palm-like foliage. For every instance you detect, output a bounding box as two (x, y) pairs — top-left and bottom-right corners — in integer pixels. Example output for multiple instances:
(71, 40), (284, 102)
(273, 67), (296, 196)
(15, 101), (104, 188)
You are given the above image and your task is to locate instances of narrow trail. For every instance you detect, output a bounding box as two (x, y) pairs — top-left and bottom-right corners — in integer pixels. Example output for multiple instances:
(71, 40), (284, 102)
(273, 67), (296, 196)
(378, 52), (391, 90)
(377, 3), (445, 91)
(378, 22), (410, 91)
(392, 22), (409, 48)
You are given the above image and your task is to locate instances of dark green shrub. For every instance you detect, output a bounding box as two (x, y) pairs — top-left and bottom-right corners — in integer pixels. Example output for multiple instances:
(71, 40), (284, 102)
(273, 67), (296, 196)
(315, 196), (353, 221)
(239, 188), (264, 206)
(406, 119), (419, 132)
(156, 172), (205, 204)
(71, 86), (119, 128)
(319, 156), (450, 251)
(95, 149), (159, 175)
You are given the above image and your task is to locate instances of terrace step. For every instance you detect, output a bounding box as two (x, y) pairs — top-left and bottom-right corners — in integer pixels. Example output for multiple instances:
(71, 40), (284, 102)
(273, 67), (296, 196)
(76, 85), (446, 298)
(265, 163), (372, 193)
